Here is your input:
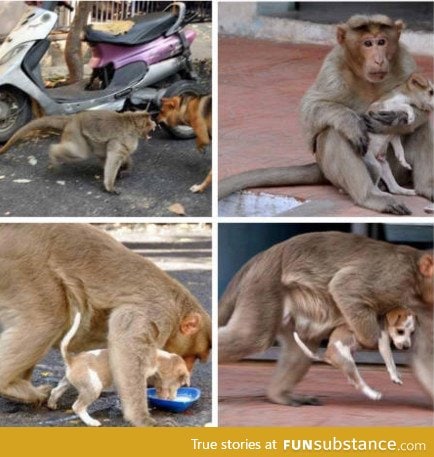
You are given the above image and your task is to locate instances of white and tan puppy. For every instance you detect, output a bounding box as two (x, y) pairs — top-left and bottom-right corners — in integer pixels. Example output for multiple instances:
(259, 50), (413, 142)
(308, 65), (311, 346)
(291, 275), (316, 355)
(364, 73), (434, 196)
(48, 313), (190, 427)
(294, 306), (416, 400)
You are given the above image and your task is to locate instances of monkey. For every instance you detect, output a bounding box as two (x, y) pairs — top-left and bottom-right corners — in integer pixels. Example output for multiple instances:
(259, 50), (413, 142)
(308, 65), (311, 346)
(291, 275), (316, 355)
(0, 110), (156, 194)
(0, 224), (211, 426)
(363, 73), (434, 196)
(218, 15), (433, 215)
(219, 231), (433, 406)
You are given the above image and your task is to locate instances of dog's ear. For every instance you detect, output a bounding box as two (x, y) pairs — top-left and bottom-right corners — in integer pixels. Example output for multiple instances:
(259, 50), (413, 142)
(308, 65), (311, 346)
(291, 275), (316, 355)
(385, 309), (400, 327)
(409, 73), (429, 90)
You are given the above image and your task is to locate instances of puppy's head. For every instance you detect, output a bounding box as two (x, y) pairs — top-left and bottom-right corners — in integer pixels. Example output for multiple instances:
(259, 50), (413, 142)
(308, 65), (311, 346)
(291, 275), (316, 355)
(386, 307), (416, 350)
(155, 351), (190, 400)
(407, 73), (434, 112)
(157, 96), (182, 127)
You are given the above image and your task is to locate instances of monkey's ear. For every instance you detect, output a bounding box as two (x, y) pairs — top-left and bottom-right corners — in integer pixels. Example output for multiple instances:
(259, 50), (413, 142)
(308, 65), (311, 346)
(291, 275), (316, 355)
(418, 253), (434, 278)
(394, 19), (405, 36)
(180, 312), (202, 335)
(336, 24), (347, 45)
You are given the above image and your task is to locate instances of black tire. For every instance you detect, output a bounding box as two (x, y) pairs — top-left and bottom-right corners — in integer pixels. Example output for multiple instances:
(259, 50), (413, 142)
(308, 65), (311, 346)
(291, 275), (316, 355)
(0, 87), (32, 143)
(160, 80), (206, 139)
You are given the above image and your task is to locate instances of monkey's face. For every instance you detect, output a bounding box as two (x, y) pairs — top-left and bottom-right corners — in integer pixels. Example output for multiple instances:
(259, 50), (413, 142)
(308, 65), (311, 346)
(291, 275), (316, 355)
(337, 19), (403, 84)
(157, 97), (182, 127)
(387, 312), (416, 350)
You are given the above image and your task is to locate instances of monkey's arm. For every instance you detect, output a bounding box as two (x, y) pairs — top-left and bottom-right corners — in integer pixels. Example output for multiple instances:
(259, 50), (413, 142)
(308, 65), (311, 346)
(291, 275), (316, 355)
(301, 95), (369, 155)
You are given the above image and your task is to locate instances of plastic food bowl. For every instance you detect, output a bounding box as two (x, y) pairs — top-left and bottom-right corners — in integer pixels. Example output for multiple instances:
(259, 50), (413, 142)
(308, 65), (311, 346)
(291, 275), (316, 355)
(147, 387), (201, 413)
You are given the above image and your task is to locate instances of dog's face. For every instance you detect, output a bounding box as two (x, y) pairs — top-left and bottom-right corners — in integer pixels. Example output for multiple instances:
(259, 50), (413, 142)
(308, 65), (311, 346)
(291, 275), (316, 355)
(407, 73), (434, 112)
(154, 352), (191, 400)
(386, 308), (416, 350)
(157, 97), (182, 127)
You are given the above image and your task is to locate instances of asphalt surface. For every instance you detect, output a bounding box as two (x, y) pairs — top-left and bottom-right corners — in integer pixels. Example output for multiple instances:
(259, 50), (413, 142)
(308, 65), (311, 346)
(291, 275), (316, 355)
(0, 128), (211, 217)
(0, 226), (212, 427)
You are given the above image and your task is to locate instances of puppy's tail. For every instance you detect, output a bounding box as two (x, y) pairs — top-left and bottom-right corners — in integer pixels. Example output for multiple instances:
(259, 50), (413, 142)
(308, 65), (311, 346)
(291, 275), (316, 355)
(293, 332), (323, 361)
(0, 115), (69, 154)
(60, 312), (82, 365)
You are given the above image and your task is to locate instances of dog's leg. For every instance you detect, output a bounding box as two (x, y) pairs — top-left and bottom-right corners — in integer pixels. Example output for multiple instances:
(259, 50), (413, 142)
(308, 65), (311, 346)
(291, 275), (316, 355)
(72, 388), (103, 427)
(380, 160), (416, 196)
(325, 341), (382, 400)
(378, 330), (402, 384)
(190, 170), (212, 193)
(47, 376), (71, 409)
(390, 136), (412, 170)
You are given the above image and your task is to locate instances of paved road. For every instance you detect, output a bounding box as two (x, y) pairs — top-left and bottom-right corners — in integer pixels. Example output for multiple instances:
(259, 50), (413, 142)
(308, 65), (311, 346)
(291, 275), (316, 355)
(0, 228), (212, 427)
(0, 128), (211, 217)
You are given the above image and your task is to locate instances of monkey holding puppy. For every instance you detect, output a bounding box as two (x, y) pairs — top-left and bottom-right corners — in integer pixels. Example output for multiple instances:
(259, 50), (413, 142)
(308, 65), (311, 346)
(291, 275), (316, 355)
(158, 94), (212, 193)
(0, 110), (156, 194)
(219, 231), (433, 406)
(218, 15), (433, 215)
(364, 73), (434, 196)
(0, 224), (211, 426)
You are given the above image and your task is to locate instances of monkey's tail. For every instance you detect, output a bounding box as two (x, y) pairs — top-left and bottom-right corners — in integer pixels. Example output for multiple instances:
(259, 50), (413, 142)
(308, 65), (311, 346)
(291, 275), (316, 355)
(60, 312), (82, 366)
(0, 115), (69, 154)
(218, 163), (328, 200)
(293, 332), (323, 361)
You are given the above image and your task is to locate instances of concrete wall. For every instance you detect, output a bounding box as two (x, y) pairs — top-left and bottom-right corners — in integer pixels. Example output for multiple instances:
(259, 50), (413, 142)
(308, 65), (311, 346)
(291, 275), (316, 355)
(218, 2), (434, 55)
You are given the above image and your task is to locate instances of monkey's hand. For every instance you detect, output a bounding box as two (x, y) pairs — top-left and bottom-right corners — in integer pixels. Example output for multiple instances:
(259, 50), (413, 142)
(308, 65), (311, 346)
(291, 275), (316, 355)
(340, 114), (369, 155)
(363, 110), (415, 135)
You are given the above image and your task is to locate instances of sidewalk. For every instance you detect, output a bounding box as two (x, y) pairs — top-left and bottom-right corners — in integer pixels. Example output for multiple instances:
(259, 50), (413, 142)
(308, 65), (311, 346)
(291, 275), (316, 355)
(219, 362), (433, 426)
(218, 37), (433, 217)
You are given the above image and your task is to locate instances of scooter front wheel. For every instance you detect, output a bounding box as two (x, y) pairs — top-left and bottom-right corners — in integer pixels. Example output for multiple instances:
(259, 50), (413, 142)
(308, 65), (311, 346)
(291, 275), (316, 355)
(0, 88), (32, 143)
(161, 80), (206, 139)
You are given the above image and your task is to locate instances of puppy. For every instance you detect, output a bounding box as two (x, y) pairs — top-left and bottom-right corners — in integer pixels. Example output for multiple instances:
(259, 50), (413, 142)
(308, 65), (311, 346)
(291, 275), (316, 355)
(364, 73), (434, 196)
(48, 313), (190, 427)
(294, 307), (416, 400)
(158, 94), (212, 193)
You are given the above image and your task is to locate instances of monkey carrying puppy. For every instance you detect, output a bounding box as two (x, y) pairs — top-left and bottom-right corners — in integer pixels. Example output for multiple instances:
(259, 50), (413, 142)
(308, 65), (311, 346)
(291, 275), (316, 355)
(293, 306), (416, 400)
(0, 110), (156, 194)
(158, 94), (212, 193)
(0, 224), (211, 426)
(364, 73), (434, 196)
(48, 312), (191, 427)
(219, 231), (433, 406)
(218, 15), (433, 215)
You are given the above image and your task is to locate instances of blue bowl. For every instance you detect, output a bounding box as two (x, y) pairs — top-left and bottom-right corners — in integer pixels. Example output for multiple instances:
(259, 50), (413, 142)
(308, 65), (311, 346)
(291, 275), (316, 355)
(147, 387), (201, 413)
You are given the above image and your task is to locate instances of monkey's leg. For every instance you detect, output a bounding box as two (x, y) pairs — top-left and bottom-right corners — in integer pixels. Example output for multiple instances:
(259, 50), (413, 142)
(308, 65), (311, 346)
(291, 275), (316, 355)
(103, 140), (127, 194)
(316, 129), (411, 215)
(47, 377), (71, 409)
(108, 307), (156, 427)
(267, 332), (320, 406)
(378, 331), (402, 384)
(218, 289), (283, 363)
(0, 326), (58, 404)
(329, 267), (381, 350)
(403, 122), (434, 201)
(49, 130), (90, 167)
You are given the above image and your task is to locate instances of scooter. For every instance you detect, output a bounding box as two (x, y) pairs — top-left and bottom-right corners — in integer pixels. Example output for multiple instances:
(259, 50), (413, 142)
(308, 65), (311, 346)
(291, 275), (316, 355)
(0, 1), (205, 142)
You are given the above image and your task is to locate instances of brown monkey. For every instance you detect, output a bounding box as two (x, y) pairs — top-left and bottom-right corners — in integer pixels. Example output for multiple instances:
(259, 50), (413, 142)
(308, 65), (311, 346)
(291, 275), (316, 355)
(219, 231), (433, 406)
(218, 15), (433, 215)
(0, 224), (211, 426)
(0, 110), (156, 193)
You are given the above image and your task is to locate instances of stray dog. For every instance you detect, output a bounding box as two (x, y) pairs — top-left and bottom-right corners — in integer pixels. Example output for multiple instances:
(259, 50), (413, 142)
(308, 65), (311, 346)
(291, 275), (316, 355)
(364, 73), (434, 196)
(48, 312), (190, 426)
(158, 94), (212, 193)
(294, 307), (416, 400)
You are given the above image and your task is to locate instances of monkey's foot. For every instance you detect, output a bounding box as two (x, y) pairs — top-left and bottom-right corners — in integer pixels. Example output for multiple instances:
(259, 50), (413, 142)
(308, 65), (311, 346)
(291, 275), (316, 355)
(35, 384), (52, 404)
(47, 398), (58, 410)
(157, 418), (178, 427)
(383, 202), (411, 216)
(267, 391), (321, 406)
(130, 415), (157, 427)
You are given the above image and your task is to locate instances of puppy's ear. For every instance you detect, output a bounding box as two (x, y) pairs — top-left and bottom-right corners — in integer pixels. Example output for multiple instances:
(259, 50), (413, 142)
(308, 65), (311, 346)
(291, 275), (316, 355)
(386, 309), (400, 327)
(409, 73), (429, 90)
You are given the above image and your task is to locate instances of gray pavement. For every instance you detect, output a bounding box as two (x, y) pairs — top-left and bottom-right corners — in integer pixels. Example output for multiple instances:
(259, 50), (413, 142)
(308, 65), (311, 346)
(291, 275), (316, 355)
(0, 225), (212, 427)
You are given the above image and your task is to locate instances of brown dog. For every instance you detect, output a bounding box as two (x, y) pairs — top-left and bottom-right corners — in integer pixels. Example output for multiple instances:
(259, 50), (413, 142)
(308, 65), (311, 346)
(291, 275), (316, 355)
(158, 94), (212, 193)
(48, 312), (190, 426)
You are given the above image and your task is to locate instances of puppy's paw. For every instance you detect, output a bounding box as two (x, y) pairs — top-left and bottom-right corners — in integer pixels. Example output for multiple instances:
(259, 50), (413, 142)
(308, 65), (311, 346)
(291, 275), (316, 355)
(190, 183), (204, 193)
(391, 375), (403, 385)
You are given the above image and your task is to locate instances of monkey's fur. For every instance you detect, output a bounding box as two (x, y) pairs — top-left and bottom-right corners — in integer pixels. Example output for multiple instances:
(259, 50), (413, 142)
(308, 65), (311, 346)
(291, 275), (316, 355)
(218, 15), (433, 215)
(219, 231), (433, 406)
(0, 110), (156, 193)
(0, 224), (211, 426)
